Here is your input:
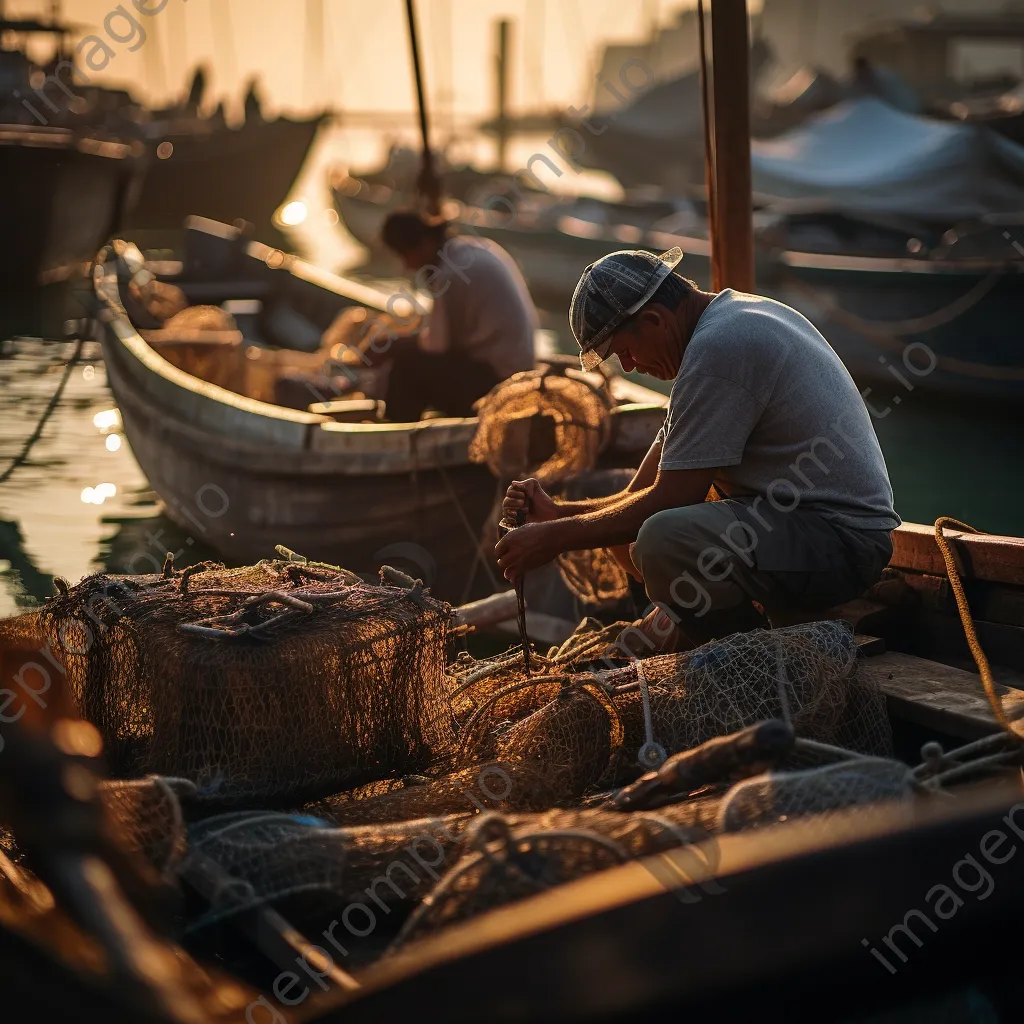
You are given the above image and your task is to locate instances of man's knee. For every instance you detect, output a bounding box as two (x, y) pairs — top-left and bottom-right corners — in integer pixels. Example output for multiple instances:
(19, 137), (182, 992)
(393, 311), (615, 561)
(633, 510), (679, 578)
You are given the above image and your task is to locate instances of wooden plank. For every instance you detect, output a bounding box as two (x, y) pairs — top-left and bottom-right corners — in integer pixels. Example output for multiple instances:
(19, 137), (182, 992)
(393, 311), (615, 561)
(890, 522), (1024, 586)
(456, 590), (518, 629)
(859, 650), (1024, 740)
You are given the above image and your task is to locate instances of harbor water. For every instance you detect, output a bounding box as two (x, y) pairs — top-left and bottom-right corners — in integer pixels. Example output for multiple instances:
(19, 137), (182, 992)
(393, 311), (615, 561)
(3, 125), (1023, 617)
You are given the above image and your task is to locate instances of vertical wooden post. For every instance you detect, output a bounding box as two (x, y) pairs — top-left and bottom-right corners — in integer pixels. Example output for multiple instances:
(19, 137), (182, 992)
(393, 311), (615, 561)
(495, 19), (511, 172)
(709, 0), (755, 292)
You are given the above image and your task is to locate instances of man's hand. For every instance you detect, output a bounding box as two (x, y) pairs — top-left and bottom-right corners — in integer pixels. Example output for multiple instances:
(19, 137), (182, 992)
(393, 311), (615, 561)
(495, 520), (564, 582)
(502, 478), (559, 524)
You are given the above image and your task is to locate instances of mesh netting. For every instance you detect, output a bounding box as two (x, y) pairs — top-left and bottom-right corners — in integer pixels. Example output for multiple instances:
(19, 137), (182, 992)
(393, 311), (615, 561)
(388, 802), (721, 950)
(555, 547), (632, 608)
(446, 621), (893, 801)
(99, 776), (197, 878)
(294, 621), (892, 830)
(468, 369), (612, 485)
(174, 798), (721, 946)
(717, 758), (916, 833)
(39, 563), (454, 805)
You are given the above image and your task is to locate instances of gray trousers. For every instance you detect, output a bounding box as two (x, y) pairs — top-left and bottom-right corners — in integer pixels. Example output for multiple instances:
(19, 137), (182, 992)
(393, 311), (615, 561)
(630, 499), (893, 646)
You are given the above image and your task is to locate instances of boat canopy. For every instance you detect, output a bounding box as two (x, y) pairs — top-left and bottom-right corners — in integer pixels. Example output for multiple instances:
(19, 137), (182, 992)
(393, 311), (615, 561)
(751, 98), (1024, 223)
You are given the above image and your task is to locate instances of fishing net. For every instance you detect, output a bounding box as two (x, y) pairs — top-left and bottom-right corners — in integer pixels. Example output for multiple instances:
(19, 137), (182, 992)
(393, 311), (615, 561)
(389, 802), (721, 950)
(99, 776), (197, 879)
(39, 562), (455, 806)
(552, 468), (635, 607)
(301, 620), (891, 830)
(448, 621), (892, 796)
(555, 547), (632, 608)
(468, 369), (612, 485)
(174, 797), (721, 952)
(717, 758), (916, 833)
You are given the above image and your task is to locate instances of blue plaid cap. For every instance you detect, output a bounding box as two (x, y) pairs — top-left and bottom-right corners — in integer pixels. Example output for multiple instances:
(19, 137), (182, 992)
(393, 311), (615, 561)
(569, 246), (684, 370)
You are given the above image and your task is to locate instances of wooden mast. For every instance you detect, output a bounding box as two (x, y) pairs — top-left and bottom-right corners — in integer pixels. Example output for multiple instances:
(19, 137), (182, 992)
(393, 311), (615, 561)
(404, 0), (441, 217)
(703, 0), (755, 291)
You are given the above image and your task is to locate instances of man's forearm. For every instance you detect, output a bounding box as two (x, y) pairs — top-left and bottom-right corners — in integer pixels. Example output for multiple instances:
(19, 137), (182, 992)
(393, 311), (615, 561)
(551, 487), (662, 550)
(551, 438), (663, 518)
(552, 491), (626, 517)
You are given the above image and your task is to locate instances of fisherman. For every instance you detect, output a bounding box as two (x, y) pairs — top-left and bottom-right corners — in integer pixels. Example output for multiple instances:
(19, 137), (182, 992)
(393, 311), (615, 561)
(378, 210), (537, 422)
(495, 247), (901, 652)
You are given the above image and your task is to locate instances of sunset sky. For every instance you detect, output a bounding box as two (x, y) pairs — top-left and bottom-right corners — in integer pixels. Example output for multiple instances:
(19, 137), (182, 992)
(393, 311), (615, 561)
(11, 0), (697, 116)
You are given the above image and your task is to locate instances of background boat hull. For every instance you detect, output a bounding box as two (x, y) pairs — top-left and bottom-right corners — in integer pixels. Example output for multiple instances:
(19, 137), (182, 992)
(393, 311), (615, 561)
(125, 116), (325, 249)
(771, 263), (1024, 401)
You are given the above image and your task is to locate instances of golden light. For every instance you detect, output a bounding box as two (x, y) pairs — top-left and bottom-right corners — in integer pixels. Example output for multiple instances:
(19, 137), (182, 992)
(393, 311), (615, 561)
(105, 434), (122, 452)
(277, 200), (309, 227)
(81, 483), (117, 505)
(92, 409), (121, 433)
(157, 141), (174, 159)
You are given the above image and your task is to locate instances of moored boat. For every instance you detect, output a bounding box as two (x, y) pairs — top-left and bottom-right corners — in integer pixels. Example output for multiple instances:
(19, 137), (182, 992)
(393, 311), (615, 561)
(90, 217), (666, 601)
(0, 125), (139, 338)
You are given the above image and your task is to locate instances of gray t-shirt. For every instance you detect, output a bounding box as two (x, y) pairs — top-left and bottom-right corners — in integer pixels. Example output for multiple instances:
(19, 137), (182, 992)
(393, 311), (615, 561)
(423, 236), (537, 380)
(658, 289), (900, 530)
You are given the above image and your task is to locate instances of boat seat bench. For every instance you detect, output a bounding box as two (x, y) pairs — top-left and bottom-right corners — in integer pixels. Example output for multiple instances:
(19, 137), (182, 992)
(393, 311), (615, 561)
(857, 639), (1024, 741)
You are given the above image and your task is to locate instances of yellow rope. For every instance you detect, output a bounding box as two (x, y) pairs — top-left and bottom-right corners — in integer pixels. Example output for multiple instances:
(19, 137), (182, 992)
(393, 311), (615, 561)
(934, 517), (1022, 737)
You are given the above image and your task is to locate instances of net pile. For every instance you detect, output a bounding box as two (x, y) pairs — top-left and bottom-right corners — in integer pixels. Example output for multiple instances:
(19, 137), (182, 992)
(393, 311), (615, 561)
(1, 590), (922, 981)
(717, 758), (916, 833)
(305, 621), (892, 830)
(453, 620), (892, 793)
(169, 797), (721, 954)
(39, 562), (455, 805)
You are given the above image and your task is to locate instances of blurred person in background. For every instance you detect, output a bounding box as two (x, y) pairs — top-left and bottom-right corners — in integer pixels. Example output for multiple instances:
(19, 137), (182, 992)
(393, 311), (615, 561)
(378, 210), (536, 421)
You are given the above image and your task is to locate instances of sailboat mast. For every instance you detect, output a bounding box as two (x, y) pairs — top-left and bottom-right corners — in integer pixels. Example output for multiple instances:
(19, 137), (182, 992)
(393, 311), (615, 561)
(404, 0), (440, 215)
(707, 0), (754, 291)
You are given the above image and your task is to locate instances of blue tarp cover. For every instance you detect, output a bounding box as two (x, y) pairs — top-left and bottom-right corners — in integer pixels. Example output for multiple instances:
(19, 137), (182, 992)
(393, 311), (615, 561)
(751, 98), (1024, 221)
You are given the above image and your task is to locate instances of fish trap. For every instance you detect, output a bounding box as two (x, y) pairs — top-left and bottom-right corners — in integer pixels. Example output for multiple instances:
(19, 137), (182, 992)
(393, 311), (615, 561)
(40, 562), (455, 805)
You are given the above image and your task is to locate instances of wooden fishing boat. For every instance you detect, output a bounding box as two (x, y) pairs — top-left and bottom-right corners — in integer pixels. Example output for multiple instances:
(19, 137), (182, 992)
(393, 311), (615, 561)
(333, 175), (721, 303)
(2, 520), (1022, 1022)
(90, 217), (666, 601)
(760, 209), (1024, 403)
(124, 111), (328, 250)
(0, 125), (139, 338)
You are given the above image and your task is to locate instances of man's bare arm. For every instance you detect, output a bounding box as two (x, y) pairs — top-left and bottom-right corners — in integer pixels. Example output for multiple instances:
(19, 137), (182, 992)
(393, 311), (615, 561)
(502, 438), (662, 522)
(495, 465), (718, 580)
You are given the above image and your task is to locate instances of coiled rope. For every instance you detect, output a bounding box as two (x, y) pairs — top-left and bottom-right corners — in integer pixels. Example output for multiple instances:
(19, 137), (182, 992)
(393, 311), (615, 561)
(934, 516), (1024, 738)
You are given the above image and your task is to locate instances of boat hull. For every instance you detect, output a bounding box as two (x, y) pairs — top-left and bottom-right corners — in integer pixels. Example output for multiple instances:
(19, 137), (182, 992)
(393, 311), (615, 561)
(104, 339), (499, 598)
(124, 116), (325, 247)
(94, 228), (666, 602)
(769, 256), (1024, 402)
(0, 127), (136, 337)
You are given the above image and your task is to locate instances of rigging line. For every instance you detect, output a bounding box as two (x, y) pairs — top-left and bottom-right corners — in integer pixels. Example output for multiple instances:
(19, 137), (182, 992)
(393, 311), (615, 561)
(0, 337), (84, 487)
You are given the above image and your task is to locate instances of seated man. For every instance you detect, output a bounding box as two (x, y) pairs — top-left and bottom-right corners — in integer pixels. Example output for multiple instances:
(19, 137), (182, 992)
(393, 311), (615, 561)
(378, 210), (537, 421)
(495, 247), (900, 651)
